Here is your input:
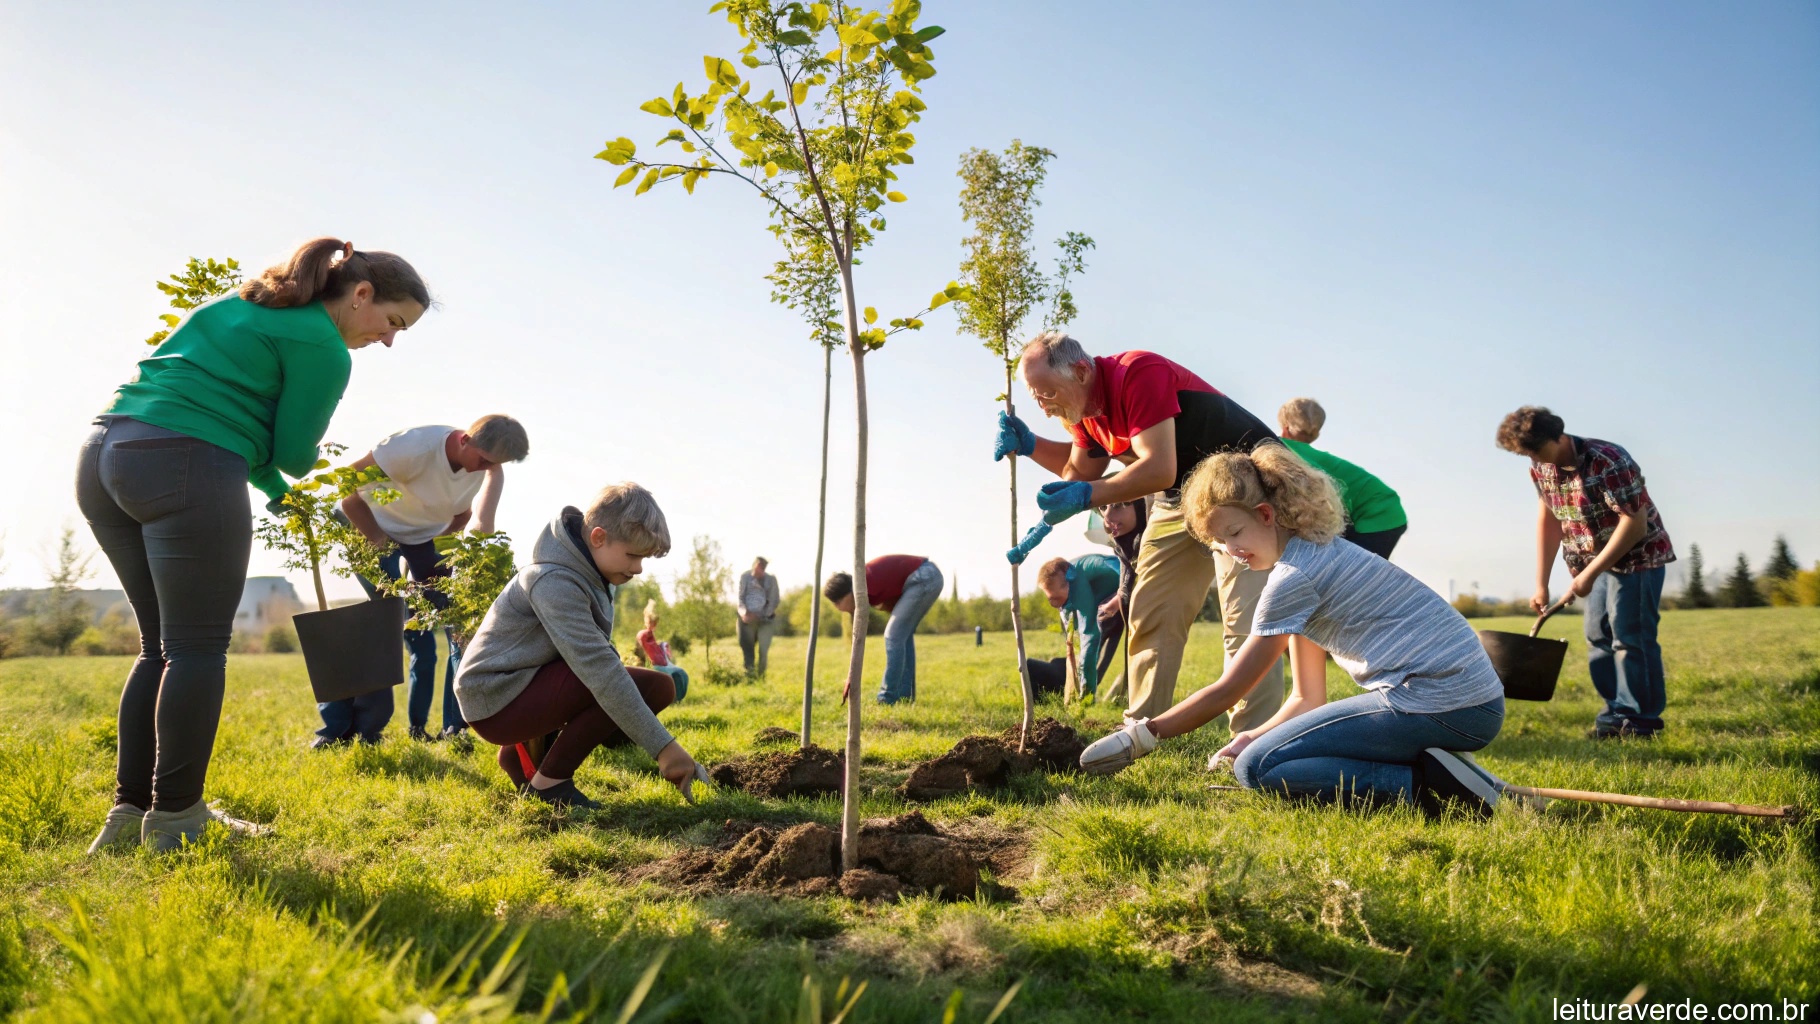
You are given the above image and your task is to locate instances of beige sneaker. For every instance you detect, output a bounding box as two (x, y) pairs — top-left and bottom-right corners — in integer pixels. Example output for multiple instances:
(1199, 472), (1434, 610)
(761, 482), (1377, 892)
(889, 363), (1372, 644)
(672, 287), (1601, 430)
(207, 802), (272, 837)
(141, 801), (211, 853)
(85, 804), (147, 855)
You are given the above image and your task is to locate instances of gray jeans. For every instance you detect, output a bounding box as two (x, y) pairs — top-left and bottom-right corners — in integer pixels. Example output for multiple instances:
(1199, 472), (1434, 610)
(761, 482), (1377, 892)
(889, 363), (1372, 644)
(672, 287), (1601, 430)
(76, 417), (252, 812)
(738, 615), (776, 675)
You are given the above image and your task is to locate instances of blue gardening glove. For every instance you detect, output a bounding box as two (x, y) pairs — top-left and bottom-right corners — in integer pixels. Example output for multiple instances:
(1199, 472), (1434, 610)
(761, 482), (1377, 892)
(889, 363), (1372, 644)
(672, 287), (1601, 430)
(1006, 522), (1053, 565)
(1036, 480), (1095, 525)
(993, 410), (1035, 462)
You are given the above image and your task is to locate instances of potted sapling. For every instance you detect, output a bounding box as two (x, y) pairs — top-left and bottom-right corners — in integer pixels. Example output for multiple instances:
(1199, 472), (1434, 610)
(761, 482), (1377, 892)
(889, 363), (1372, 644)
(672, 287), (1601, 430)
(255, 444), (407, 703)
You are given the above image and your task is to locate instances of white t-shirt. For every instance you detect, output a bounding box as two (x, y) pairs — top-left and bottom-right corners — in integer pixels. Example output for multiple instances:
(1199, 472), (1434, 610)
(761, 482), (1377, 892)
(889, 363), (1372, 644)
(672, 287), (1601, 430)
(361, 425), (486, 545)
(1251, 536), (1504, 714)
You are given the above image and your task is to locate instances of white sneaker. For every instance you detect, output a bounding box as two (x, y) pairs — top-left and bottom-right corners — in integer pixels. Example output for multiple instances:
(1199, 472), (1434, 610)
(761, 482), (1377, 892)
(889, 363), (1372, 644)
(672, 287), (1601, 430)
(1080, 718), (1159, 775)
(1416, 748), (1500, 820)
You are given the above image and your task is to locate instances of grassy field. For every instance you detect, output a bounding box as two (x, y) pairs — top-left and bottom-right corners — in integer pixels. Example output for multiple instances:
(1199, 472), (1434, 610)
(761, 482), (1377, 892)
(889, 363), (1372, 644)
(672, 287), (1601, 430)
(0, 608), (1816, 1022)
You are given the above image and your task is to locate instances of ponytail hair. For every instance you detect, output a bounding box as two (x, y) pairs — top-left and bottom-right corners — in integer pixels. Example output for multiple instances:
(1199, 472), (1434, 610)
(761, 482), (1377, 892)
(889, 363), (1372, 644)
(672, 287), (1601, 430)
(1182, 443), (1346, 547)
(240, 237), (431, 310)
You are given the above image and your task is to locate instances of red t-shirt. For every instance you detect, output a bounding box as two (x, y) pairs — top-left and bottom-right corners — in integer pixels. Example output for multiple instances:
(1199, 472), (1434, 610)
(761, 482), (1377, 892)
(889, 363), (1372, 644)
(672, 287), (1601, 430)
(636, 628), (668, 667)
(1065, 351), (1218, 457)
(864, 554), (928, 611)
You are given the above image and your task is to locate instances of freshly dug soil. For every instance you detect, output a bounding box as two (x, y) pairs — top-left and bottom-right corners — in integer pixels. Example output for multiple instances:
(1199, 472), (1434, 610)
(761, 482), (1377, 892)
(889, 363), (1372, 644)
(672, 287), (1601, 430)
(630, 811), (989, 901)
(709, 745), (843, 799)
(897, 718), (1086, 801)
(752, 726), (799, 745)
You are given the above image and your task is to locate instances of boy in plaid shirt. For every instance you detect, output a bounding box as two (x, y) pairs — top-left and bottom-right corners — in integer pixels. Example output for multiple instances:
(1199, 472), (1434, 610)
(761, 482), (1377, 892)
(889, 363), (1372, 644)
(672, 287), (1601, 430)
(1497, 407), (1675, 739)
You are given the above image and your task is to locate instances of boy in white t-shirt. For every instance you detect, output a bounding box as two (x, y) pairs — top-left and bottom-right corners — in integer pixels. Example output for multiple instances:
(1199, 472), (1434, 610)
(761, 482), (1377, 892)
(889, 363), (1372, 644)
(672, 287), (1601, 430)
(311, 415), (530, 748)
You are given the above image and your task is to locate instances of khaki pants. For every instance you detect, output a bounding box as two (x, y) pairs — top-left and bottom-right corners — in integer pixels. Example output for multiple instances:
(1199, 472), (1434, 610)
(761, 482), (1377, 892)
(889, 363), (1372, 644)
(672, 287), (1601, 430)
(1123, 503), (1285, 729)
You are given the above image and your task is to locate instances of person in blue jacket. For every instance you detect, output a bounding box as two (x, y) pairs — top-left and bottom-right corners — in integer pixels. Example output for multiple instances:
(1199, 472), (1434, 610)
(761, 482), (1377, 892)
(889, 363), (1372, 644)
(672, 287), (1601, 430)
(1024, 554), (1122, 699)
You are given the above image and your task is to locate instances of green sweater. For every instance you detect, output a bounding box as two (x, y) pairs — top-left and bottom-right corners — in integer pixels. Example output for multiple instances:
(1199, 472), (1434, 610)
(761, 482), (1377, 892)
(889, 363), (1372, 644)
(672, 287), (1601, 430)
(1282, 438), (1407, 533)
(105, 296), (352, 500)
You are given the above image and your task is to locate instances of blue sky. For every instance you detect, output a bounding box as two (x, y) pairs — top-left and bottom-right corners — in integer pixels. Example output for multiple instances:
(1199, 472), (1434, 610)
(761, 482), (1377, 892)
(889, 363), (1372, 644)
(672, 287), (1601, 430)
(1, 0), (1815, 605)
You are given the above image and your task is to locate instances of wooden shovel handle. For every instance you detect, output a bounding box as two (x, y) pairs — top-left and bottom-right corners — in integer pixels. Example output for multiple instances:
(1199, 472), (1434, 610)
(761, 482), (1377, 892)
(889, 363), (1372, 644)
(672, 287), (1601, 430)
(1503, 784), (1801, 820)
(1529, 595), (1574, 638)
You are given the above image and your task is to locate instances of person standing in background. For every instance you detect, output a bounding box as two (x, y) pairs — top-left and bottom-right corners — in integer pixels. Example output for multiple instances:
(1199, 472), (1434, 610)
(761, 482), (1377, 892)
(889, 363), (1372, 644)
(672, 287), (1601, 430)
(736, 556), (781, 678)
(1276, 398), (1408, 559)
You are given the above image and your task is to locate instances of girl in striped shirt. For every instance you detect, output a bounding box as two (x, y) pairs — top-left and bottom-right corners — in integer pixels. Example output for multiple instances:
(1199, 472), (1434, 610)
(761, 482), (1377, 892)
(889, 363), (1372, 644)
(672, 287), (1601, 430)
(1080, 444), (1506, 818)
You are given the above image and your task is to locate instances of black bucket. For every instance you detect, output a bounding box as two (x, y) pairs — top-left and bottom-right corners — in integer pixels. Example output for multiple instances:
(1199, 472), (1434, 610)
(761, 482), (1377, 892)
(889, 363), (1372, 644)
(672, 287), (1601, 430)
(293, 597), (407, 703)
(1477, 599), (1571, 702)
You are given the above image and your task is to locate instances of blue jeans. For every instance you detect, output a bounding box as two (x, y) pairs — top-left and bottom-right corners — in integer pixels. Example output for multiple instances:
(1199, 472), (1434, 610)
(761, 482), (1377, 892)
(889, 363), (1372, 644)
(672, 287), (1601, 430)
(1233, 690), (1505, 805)
(316, 545), (465, 740)
(1585, 567), (1667, 731)
(879, 560), (943, 704)
(653, 664), (689, 703)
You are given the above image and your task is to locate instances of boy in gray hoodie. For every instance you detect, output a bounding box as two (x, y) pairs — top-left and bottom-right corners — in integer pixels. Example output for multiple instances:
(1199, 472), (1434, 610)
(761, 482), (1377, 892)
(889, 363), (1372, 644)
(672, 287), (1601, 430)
(454, 482), (701, 808)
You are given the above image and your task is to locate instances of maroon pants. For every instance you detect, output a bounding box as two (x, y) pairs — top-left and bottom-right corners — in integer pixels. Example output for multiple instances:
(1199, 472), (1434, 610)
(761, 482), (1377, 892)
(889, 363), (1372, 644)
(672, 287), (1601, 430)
(469, 661), (674, 784)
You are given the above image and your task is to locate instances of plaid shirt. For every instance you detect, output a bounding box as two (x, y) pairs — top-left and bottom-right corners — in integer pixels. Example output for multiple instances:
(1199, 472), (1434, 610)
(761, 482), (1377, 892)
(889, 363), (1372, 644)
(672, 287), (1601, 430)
(1530, 436), (1675, 575)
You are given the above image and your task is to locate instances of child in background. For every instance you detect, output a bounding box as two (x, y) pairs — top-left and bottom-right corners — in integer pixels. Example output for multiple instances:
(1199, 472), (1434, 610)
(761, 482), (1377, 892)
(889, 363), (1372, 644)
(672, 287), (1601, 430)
(454, 483), (701, 809)
(1276, 398), (1407, 559)
(1094, 499), (1148, 702)
(1080, 446), (1506, 819)
(1496, 406), (1674, 740)
(1025, 554), (1122, 700)
(636, 601), (689, 703)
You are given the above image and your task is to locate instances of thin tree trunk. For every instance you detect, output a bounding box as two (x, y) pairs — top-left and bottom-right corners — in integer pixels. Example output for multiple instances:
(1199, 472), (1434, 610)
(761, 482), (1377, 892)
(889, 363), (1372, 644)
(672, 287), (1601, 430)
(837, 262), (868, 874)
(1005, 364), (1035, 751)
(802, 342), (833, 750)
(301, 518), (328, 612)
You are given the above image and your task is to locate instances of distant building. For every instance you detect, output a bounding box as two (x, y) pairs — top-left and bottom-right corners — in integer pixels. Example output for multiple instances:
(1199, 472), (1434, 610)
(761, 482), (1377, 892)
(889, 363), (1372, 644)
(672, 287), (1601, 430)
(235, 577), (303, 633)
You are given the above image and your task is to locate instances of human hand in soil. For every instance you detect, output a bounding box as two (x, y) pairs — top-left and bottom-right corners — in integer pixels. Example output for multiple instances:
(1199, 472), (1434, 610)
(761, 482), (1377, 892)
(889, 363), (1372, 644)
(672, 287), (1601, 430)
(656, 741), (702, 800)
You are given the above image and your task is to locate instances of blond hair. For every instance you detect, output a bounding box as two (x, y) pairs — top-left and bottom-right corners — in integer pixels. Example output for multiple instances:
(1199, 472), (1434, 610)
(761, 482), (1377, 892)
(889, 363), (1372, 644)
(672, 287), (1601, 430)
(468, 414), (530, 462)
(1277, 397), (1326, 441)
(583, 482), (671, 557)
(1183, 444), (1346, 546)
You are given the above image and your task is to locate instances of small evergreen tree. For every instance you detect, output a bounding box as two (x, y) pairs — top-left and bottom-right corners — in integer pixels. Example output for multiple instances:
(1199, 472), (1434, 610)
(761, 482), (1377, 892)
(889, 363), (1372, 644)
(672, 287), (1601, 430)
(1680, 544), (1712, 609)
(1719, 553), (1764, 608)
(1764, 535), (1799, 581)
(34, 528), (96, 656)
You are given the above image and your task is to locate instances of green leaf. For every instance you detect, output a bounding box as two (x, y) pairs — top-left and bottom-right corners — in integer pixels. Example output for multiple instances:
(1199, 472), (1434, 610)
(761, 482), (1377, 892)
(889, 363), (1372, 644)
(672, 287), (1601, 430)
(613, 165), (638, 188)
(907, 58), (936, 80)
(740, 54), (762, 68)
(929, 292), (949, 309)
(639, 97), (674, 117)
(703, 55), (740, 86)
(764, 160), (779, 177)
(313, 459), (331, 470)
(914, 25), (946, 42)
(682, 169), (699, 194)
(778, 29), (813, 45)
(594, 137), (636, 164)
(863, 306), (878, 325)
(635, 168), (660, 195)
(885, 190), (906, 202)
(791, 81), (809, 105)
(158, 313), (180, 327)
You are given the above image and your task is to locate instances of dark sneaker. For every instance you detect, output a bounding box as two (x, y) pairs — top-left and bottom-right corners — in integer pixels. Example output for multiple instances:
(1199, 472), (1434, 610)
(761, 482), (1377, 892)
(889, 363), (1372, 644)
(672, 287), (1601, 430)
(309, 735), (351, 751)
(526, 779), (601, 811)
(439, 726), (474, 752)
(1590, 720), (1658, 741)
(408, 726), (434, 743)
(1416, 748), (1498, 821)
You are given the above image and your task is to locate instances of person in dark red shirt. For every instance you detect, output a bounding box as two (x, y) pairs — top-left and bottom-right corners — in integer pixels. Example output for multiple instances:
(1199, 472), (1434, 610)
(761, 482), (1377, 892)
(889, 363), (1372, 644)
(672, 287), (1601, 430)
(993, 331), (1285, 729)
(823, 554), (945, 704)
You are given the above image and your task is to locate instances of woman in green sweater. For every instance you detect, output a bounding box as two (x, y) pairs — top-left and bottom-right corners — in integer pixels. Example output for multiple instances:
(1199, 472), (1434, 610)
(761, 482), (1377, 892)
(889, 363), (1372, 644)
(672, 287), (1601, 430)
(78, 238), (430, 854)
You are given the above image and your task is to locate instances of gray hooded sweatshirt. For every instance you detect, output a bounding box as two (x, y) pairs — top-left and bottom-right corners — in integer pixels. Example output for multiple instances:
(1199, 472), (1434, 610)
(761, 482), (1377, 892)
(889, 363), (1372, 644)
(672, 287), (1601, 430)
(453, 508), (674, 757)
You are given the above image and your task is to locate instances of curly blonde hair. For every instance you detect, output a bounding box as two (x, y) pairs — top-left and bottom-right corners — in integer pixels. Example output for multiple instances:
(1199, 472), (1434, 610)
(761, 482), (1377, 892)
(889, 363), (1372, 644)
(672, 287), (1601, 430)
(1182, 444), (1346, 547)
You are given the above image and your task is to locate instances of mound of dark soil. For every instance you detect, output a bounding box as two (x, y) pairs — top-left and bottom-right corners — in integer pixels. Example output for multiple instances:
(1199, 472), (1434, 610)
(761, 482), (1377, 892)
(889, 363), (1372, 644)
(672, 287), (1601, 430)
(631, 811), (988, 901)
(752, 726), (800, 745)
(897, 718), (1086, 801)
(710, 745), (843, 799)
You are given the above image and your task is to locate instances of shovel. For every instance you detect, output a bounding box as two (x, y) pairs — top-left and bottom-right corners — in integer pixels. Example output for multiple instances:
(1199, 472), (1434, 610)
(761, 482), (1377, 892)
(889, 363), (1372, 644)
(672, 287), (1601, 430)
(1478, 595), (1573, 701)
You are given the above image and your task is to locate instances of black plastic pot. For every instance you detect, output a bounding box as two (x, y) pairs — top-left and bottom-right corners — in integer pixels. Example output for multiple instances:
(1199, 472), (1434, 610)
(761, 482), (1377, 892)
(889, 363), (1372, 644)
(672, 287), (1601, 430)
(293, 597), (407, 703)
(1477, 598), (1571, 702)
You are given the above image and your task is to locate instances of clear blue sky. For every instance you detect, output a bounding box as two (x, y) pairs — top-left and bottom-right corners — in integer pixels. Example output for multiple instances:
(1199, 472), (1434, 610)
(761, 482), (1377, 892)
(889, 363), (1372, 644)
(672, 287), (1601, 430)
(2, 1), (1815, 606)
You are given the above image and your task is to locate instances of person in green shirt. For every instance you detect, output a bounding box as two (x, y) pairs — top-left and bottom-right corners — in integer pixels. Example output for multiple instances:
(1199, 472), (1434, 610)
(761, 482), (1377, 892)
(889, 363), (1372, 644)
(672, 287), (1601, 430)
(1277, 398), (1408, 559)
(78, 237), (430, 855)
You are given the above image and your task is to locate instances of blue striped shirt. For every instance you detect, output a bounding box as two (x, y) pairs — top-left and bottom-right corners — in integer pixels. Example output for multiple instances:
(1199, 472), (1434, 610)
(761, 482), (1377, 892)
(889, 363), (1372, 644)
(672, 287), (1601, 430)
(1252, 537), (1503, 714)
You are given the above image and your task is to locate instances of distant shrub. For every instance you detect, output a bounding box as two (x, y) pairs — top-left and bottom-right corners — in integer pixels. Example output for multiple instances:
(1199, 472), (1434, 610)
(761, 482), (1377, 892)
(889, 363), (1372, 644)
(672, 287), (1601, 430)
(264, 624), (297, 654)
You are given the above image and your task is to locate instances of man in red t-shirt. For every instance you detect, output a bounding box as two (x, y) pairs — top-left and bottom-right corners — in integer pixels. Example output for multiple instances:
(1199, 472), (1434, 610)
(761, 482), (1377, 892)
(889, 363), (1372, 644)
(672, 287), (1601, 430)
(823, 554), (945, 704)
(994, 331), (1284, 727)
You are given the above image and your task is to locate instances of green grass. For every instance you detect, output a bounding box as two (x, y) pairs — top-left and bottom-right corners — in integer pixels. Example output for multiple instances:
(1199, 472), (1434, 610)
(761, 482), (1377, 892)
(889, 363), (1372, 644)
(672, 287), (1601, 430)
(1, 608), (1816, 1021)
